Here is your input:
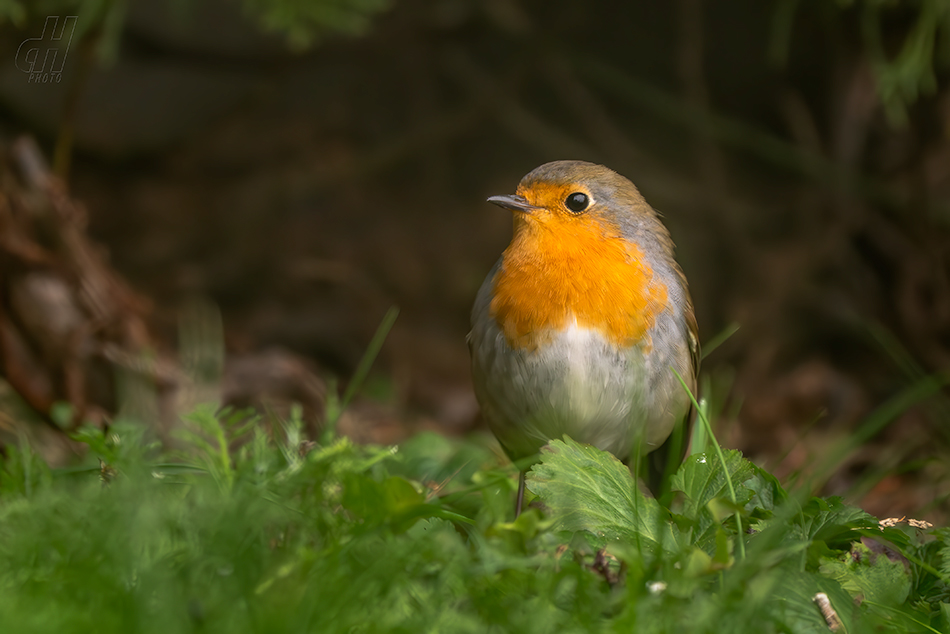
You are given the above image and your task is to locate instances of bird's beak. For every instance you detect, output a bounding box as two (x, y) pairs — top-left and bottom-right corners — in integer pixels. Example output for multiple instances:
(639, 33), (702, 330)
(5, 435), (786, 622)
(486, 194), (540, 213)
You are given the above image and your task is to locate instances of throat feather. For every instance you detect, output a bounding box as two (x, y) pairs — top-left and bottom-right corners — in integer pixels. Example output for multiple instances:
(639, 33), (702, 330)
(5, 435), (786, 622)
(489, 218), (668, 350)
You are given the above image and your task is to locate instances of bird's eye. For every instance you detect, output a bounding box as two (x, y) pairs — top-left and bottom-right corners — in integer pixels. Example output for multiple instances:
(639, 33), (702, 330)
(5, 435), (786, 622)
(565, 192), (590, 213)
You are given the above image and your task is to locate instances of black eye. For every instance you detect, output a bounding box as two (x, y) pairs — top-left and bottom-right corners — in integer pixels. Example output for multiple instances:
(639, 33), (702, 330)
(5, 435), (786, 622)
(565, 192), (589, 213)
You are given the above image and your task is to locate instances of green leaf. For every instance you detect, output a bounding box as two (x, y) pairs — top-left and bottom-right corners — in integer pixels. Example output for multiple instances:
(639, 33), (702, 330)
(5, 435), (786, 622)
(936, 528), (950, 580)
(341, 472), (425, 529)
(671, 450), (755, 551)
(820, 540), (912, 607)
(769, 569), (859, 634)
(3, 393), (946, 633)
(527, 437), (678, 554)
(797, 497), (878, 546)
(48, 401), (74, 430)
(744, 464), (788, 515)
(242, 0), (391, 49)
(0, 438), (51, 497)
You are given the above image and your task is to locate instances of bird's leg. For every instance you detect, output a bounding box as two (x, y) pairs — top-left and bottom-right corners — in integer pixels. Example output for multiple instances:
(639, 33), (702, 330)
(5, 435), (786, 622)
(515, 471), (526, 517)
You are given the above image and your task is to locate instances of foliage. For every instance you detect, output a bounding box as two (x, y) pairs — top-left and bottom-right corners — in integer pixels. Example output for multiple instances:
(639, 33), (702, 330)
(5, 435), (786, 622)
(241, 0), (390, 49)
(0, 411), (946, 633)
(856, 0), (950, 123)
(0, 0), (391, 58)
(2, 0), (946, 121)
(773, 0), (950, 123)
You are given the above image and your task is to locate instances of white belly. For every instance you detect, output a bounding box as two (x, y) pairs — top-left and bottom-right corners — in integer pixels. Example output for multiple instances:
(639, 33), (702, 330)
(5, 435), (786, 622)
(470, 320), (687, 462)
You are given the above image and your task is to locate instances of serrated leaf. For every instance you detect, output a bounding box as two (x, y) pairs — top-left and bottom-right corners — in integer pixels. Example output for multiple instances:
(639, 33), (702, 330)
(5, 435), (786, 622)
(671, 450), (755, 551)
(527, 437), (678, 554)
(935, 528), (950, 580)
(819, 541), (911, 607)
(745, 464), (788, 514)
(672, 450), (756, 514)
(797, 497), (878, 546)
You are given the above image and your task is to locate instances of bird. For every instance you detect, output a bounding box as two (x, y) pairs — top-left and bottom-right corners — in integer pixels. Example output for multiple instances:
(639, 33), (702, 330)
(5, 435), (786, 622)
(468, 160), (698, 515)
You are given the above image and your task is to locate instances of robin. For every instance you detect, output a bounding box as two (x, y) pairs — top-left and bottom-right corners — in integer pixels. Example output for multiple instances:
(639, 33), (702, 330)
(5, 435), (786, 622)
(469, 160), (699, 514)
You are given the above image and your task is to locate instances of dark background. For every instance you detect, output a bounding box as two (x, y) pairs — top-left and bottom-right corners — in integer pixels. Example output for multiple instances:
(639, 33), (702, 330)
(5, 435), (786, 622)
(1, 0), (948, 522)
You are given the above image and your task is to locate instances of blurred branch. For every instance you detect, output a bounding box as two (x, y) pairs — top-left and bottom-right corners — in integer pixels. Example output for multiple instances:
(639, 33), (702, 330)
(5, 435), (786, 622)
(53, 25), (100, 180)
(0, 137), (153, 428)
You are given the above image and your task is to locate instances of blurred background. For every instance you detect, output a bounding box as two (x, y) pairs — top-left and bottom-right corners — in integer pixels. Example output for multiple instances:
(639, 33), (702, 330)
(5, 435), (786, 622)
(0, 0), (948, 522)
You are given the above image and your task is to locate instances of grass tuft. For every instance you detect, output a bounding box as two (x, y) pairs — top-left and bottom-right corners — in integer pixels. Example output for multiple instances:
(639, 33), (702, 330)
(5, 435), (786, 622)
(0, 402), (945, 633)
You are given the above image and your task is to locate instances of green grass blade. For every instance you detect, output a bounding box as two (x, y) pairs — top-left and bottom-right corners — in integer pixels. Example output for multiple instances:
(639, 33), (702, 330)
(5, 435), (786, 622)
(673, 367), (746, 559)
(322, 306), (399, 441)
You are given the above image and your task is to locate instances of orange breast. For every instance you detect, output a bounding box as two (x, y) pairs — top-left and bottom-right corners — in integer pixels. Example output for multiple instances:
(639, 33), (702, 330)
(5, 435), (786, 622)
(490, 213), (669, 350)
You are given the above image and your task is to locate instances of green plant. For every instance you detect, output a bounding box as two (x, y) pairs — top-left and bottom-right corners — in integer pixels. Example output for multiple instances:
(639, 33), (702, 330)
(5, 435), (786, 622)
(0, 402), (945, 633)
(772, 0), (950, 124)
